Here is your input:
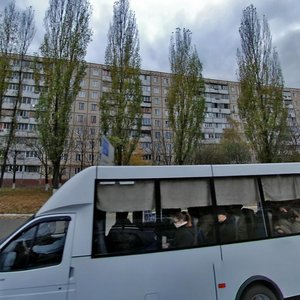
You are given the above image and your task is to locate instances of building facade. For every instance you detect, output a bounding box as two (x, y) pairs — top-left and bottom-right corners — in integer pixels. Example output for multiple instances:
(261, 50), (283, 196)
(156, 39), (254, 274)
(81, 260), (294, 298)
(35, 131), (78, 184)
(1, 57), (300, 185)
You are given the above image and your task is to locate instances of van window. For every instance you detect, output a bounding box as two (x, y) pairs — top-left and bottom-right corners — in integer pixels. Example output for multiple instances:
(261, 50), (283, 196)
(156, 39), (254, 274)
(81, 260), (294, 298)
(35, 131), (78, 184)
(0, 220), (69, 272)
(214, 177), (266, 243)
(93, 178), (216, 256)
(262, 175), (300, 237)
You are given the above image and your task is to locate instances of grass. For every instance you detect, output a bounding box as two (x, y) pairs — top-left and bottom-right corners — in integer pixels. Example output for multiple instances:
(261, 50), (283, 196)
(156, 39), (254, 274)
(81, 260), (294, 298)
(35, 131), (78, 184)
(0, 188), (51, 214)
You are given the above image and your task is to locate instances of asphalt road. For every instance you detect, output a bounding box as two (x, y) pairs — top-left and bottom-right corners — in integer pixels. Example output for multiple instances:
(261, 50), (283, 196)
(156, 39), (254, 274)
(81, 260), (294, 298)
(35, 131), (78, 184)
(0, 215), (31, 241)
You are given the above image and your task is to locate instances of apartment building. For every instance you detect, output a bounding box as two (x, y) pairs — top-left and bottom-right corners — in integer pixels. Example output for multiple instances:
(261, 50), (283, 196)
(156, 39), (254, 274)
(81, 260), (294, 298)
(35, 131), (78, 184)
(1, 57), (300, 185)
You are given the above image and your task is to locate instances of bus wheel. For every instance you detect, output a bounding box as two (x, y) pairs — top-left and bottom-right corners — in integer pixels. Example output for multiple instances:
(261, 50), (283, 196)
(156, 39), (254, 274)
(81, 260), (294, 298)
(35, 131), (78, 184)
(241, 284), (278, 300)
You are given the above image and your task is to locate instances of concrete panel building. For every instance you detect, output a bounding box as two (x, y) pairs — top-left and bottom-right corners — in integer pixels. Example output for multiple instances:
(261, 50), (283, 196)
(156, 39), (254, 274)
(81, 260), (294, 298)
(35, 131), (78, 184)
(1, 57), (299, 185)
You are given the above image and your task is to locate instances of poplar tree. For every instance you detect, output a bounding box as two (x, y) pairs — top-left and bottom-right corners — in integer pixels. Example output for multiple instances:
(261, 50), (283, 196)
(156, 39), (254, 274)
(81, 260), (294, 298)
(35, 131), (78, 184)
(100, 0), (142, 165)
(237, 5), (289, 162)
(167, 28), (205, 165)
(0, 1), (18, 118)
(36, 0), (92, 190)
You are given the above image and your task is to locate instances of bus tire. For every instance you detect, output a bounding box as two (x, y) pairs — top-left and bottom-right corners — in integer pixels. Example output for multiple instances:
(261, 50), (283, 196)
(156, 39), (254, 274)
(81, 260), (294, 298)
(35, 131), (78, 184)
(241, 284), (278, 300)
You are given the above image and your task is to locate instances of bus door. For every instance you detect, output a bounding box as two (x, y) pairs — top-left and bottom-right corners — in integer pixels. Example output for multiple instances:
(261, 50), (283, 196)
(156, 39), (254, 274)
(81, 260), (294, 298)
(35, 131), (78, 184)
(0, 215), (75, 300)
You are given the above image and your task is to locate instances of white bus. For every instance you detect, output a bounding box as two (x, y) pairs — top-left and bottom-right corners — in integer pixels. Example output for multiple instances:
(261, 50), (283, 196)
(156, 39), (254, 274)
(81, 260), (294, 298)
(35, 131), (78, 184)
(1, 163), (300, 300)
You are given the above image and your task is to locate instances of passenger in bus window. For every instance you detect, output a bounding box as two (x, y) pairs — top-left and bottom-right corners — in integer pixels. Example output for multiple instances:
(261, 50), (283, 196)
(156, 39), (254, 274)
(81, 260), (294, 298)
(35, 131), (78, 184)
(273, 204), (300, 235)
(106, 212), (156, 254)
(187, 207), (207, 245)
(198, 212), (216, 244)
(167, 212), (194, 248)
(181, 211), (193, 228)
(218, 210), (236, 243)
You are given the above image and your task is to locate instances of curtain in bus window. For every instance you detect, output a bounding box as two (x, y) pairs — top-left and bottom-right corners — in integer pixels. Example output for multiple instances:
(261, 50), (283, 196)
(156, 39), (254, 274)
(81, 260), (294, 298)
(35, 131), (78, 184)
(261, 175), (300, 201)
(160, 179), (211, 208)
(214, 177), (259, 205)
(96, 180), (155, 212)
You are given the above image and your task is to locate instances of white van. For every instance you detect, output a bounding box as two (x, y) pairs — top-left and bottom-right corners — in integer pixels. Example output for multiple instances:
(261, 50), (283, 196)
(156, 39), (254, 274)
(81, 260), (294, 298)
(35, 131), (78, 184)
(1, 163), (300, 299)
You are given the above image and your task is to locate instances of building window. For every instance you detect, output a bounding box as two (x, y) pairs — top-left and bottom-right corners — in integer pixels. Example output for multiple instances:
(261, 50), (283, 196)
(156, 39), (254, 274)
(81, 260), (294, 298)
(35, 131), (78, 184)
(77, 115), (84, 123)
(91, 103), (97, 111)
(80, 79), (86, 87)
(142, 118), (151, 126)
(153, 87), (160, 94)
(26, 151), (38, 158)
(154, 98), (161, 105)
(154, 119), (161, 127)
(21, 97), (32, 104)
(92, 80), (99, 88)
(19, 110), (29, 118)
(154, 108), (161, 116)
(91, 115), (97, 123)
(24, 165), (40, 173)
(102, 69), (110, 76)
(90, 128), (96, 135)
(165, 131), (172, 139)
(28, 124), (36, 131)
(79, 91), (86, 98)
(91, 91), (98, 99)
(18, 123), (28, 131)
(9, 83), (19, 90)
(92, 68), (100, 76)
(141, 142), (151, 149)
(142, 107), (151, 113)
(163, 78), (169, 85)
(143, 96), (151, 103)
(78, 102), (85, 110)
(143, 86), (151, 93)
(22, 72), (34, 80)
(22, 85), (34, 92)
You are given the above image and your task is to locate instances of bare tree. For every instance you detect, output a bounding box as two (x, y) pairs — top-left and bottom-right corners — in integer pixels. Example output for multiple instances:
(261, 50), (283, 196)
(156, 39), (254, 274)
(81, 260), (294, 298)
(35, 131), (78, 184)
(100, 0), (142, 165)
(25, 137), (51, 190)
(167, 28), (205, 165)
(237, 5), (289, 163)
(73, 122), (98, 171)
(151, 125), (173, 165)
(0, 2), (35, 187)
(35, 0), (92, 190)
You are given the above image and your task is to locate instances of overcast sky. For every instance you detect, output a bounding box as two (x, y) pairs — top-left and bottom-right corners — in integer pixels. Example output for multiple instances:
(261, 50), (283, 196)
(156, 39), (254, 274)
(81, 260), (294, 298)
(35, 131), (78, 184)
(5, 0), (300, 88)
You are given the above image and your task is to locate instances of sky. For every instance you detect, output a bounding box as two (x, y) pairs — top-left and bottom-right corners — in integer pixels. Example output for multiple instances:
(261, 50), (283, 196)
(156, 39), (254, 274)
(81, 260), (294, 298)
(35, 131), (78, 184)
(4, 0), (300, 88)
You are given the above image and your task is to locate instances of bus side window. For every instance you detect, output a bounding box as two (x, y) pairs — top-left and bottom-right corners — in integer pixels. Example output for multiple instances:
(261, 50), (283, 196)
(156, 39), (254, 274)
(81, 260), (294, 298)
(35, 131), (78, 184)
(94, 211), (157, 255)
(266, 200), (300, 237)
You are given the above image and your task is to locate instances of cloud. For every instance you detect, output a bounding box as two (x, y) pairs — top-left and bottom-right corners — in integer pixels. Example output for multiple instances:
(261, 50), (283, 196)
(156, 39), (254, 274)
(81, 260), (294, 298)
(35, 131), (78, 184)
(4, 0), (300, 87)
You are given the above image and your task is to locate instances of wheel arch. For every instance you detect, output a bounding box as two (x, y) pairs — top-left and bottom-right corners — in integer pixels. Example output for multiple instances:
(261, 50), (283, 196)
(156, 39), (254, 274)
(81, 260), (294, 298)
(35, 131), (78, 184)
(235, 275), (284, 300)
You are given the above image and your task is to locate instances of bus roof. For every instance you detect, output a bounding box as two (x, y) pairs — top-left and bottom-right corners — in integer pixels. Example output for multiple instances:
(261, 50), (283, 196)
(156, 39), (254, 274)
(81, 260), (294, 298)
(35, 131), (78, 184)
(96, 163), (300, 179)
